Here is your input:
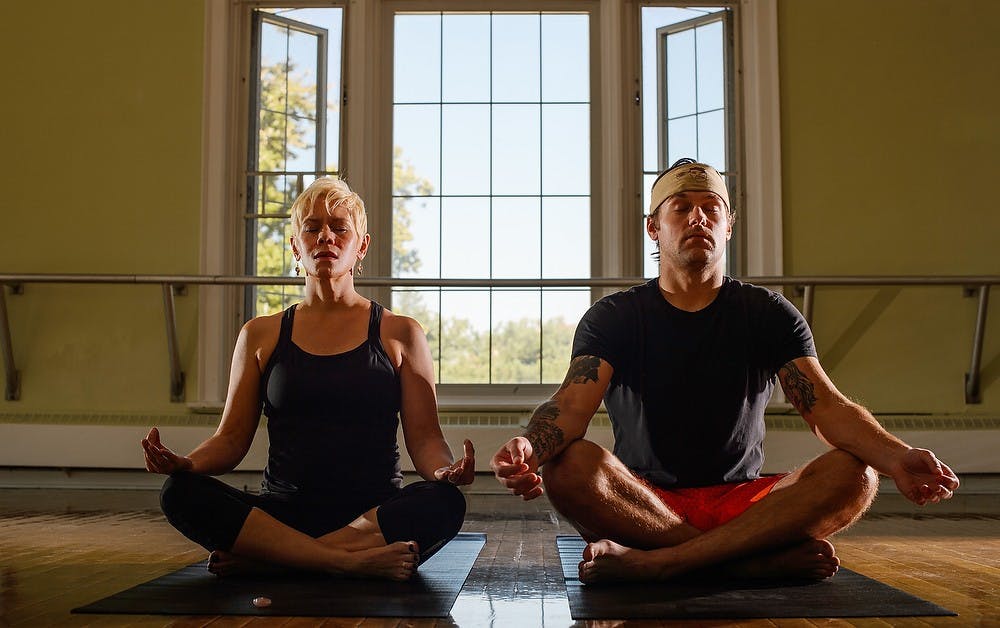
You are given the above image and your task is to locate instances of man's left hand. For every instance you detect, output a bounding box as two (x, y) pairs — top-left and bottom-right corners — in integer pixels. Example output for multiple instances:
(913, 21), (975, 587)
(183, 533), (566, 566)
(434, 439), (476, 486)
(892, 448), (960, 505)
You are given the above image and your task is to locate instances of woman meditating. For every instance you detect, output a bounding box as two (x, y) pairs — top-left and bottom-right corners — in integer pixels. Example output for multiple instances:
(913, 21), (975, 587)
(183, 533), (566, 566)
(141, 176), (473, 581)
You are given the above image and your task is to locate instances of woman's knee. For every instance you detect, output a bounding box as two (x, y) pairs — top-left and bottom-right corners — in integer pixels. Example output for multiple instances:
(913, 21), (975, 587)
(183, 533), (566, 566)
(159, 471), (201, 519)
(418, 481), (467, 537)
(377, 481), (467, 560)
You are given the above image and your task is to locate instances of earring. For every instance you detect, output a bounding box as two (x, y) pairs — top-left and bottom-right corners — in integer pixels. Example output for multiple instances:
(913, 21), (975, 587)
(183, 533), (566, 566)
(356, 262), (363, 276)
(294, 261), (301, 276)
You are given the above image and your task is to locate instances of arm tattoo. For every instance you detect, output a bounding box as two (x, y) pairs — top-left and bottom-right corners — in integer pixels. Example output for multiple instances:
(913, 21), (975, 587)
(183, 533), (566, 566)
(524, 400), (564, 463)
(558, 355), (601, 392)
(779, 361), (817, 415)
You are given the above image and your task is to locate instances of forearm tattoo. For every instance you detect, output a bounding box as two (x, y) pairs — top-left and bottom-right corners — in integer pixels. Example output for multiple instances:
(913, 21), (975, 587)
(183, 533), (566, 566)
(524, 400), (564, 463)
(558, 355), (601, 391)
(779, 361), (817, 415)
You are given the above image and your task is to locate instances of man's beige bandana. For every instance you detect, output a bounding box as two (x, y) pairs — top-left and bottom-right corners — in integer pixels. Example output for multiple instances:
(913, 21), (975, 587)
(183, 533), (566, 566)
(649, 162), (730, 215)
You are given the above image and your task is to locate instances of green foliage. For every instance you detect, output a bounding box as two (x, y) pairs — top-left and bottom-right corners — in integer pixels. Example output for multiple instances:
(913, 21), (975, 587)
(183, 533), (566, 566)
(392, 146), (434, 277)
(254, 59), (319, 315)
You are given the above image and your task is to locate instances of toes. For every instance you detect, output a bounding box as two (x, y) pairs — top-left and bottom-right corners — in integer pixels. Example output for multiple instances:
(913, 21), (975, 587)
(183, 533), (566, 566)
(579, 562), (596, 584)
(811, 539), (836, 558)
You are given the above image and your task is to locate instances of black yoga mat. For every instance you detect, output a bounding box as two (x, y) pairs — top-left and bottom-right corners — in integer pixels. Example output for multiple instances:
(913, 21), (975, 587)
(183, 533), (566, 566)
(73, 532), (486, 618)
(556, 535), (955, 620)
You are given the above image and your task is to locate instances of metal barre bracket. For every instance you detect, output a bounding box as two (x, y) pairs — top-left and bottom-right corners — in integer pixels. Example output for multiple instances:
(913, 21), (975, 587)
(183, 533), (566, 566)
(965, 285), (990, 404)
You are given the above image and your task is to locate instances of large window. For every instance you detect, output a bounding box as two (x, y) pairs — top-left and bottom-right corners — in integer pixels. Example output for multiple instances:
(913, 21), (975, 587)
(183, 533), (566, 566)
(226, 2), (766, 395)
(641, 7), (737, 278)
(389, 12), (592, 384)
(245, 7), (344, 316)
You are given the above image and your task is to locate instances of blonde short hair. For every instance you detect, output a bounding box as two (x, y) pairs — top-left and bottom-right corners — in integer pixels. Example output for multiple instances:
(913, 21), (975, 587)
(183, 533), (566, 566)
(289, 176), (367, 236)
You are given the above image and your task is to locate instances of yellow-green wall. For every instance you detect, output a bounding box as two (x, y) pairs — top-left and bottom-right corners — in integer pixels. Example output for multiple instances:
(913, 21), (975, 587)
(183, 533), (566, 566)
(0, 1), (204, 418)
(777, 0), (1000, 412)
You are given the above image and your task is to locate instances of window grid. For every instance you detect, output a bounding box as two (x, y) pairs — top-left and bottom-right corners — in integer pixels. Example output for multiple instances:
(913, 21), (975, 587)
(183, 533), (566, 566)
(391, 11), (590, 384)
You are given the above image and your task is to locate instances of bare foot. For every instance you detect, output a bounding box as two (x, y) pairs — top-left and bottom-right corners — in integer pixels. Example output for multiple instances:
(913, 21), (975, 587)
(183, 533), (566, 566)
(207, 550), (279, 577)
(578, 538), (840, 585)
(342, 541), (420, 581)
(725, 539), (840, 581)
(578, 539), (664, 584)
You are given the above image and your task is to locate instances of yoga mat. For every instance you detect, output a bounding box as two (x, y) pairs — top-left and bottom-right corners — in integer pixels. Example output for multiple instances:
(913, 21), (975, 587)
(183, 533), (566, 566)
(73, 532), (486, 618)
(556, 535), (955, 620)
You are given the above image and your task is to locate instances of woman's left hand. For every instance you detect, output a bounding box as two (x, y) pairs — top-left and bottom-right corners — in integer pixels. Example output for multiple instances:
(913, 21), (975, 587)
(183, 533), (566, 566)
(434, 439), (476, 486)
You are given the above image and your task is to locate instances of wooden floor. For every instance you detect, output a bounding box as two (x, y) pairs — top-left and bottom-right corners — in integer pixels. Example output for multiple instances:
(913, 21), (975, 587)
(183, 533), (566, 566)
(1, 484), (998, 627)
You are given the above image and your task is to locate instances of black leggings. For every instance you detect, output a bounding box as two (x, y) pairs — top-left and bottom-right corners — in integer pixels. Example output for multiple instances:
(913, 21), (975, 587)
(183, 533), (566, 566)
(159, 472), (466, 562)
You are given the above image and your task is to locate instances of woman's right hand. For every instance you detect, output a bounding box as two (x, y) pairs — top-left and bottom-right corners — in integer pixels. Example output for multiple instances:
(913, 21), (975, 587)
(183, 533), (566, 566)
(141, 427), (194, 475)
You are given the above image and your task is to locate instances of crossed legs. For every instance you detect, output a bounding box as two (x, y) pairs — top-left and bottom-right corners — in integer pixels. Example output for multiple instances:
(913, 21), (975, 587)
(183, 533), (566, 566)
(160, 474), (465, 581)
(542, 440), (878, 583)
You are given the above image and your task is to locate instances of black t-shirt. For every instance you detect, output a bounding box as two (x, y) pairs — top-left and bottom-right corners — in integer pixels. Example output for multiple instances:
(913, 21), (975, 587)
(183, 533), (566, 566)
(572, 277), (816, 488)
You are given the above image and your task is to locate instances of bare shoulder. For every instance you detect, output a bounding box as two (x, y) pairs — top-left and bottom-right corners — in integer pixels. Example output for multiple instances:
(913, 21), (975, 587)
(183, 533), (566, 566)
(240, 310), (285, 370)
(242, 310), (283, 343)
(380, 308), (426, 344)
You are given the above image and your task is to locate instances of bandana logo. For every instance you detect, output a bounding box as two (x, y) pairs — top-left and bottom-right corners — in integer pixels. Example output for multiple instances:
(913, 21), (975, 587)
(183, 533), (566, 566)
(681, 166), (710, 185)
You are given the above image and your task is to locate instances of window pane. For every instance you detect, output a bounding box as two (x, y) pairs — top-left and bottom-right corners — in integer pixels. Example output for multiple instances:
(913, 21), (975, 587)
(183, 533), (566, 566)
(443, 14), (490, 102)
(260, 23), (288, 65)
(542, 104), (589, 195)
(395, 15), (441, 102)
(492, 197), (541, 279)
(667, 115), (697, 166)
(255, 217), (294, 276)
(286, 117), (317, 172)
(696, 21), (724, 113)
(697, 109), (725, 170)
(393, 196), (439, 278)
(393, 289), (440, 377)
(493, 104), (540, 195)
(287, 29), (318, 119)
(440, 290), (490, 383)
(254, 217), (303, 316)
(492, 290), (541, 384)
(542, 197), (589, 278)
(542, 290), (590, 382)
(393, 105), (440, 195)
(258, 100), (288, 172)
(666, 29), (696, 119)
(441, 197), (490, 277)
(442, 104), (490, 195)
(493, 14), (540, 102)
(541, 14), (588, 102)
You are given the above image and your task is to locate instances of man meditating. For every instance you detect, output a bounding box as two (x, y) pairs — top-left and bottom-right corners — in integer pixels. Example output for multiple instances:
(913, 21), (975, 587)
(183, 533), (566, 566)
(490, 159), (959, 584)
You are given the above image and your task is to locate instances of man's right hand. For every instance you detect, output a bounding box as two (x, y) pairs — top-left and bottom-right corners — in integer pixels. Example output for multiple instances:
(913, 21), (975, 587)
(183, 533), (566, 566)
(142, 427), (194, 475)
(491, 436), (544, 500)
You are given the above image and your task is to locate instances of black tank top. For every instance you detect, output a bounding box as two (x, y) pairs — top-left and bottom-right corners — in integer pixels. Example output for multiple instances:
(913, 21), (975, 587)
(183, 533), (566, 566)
(260, 302), (403, 503)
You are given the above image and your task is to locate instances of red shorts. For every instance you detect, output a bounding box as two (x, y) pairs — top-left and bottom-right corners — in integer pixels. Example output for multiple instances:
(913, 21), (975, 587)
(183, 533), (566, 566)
(643, 474), (787, 532)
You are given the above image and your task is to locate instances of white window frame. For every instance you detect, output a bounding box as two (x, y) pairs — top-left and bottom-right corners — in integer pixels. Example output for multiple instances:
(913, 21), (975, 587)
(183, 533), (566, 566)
(196, 0), (782, 409)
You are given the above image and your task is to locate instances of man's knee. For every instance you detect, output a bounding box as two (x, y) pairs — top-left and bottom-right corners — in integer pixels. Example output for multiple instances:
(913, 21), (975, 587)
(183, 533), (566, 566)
(810, 449), (879, 509)
(542, 439), (611, 499)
